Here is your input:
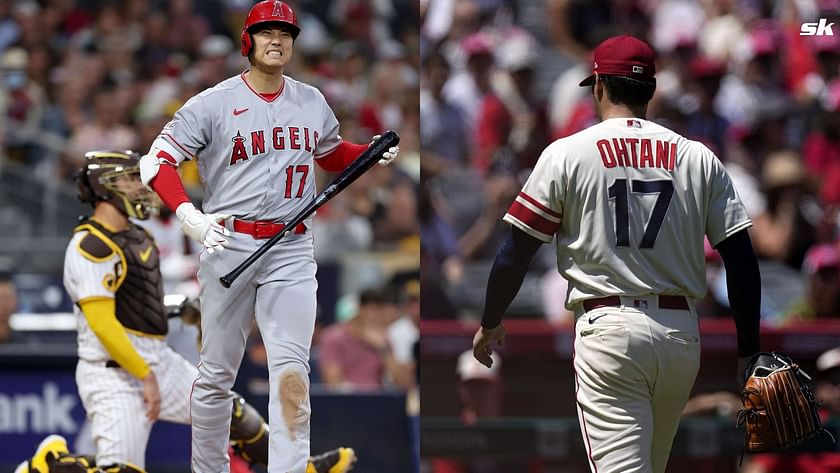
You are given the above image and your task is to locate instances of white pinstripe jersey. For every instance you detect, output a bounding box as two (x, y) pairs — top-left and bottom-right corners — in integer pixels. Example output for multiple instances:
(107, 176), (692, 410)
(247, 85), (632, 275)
(504, 117), (751, 308)
(64, 229), (165, 363)
(158, 72), (342, 222)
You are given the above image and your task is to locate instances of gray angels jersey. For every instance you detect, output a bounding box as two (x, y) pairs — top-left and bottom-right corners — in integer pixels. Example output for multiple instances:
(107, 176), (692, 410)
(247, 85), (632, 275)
(159, 72), (342, 222)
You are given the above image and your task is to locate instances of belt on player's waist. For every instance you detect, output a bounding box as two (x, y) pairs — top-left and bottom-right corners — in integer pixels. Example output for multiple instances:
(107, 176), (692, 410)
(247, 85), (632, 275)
(232, 219), (306, 239)
(105, 360), (121, 368)
(582, 295), (689, 312)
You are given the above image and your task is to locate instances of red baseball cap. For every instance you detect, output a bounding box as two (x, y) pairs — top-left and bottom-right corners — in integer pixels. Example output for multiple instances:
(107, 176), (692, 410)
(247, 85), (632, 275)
(579, 35), (656, 87)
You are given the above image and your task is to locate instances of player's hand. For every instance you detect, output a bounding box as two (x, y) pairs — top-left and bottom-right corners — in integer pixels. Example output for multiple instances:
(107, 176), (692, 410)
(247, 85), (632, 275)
(175, 202), (231, 254)
(143, 370), (161, 421)
(473, 324), (506, 368)
(370, 134), (400, 166)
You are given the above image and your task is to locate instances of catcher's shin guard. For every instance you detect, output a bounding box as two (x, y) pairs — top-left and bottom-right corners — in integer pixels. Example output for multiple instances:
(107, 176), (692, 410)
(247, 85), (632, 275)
(29, 435), (70, 473)
(46, 455), (98, 473)
(100, 464), (146, 472)
(230, 392), (269, 466)
(307, 447), (357, 473)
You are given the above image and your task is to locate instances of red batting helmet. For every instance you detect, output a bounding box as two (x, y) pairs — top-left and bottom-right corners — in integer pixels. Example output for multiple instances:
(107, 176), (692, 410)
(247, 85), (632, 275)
(241, 1), (300, 56)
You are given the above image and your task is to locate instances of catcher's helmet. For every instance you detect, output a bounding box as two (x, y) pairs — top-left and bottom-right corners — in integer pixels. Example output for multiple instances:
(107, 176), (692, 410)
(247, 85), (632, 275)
(75, 150), (159, 220)
(240, 0), (300, 56)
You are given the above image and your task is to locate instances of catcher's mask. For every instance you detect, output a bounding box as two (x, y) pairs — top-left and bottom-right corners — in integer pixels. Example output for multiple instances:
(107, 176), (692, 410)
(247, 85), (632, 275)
(75, 150), (159, 220)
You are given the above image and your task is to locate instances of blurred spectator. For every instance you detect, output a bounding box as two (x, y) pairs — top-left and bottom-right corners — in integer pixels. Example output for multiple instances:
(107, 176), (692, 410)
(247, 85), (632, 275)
(456, 348), (502, 424)
(803, 80), (840, 179)
(807, 81), (840, 207)
(783, 244), (840, 324)
(323, 40), (369, 112)
(189, 35), (236, 90)
(681, 390), (741, 420)
(420, 51), (469, 176)
(442, 32), (494, 140)
(319, 287), (402, 391)
(0, 2), (19, 54)
(312, 193), (374, 263)
(750, 150), (818, 269)
(682, 56), (729, 156)
(717, 25), (789, 130)
(474, 29), (548, 174)
(743, 347), (840, 473)
(371, 167), (419, 247)
(427, 350), (516, 473)
(0, 47), (46, 164)
(419, 178), (462, 319)
(358, 49), (413, 136)
(0, 271), (17, 343)
(63, 86), (138, 179)
(457, 167), (519, 261)
(387, 277), (420, 390)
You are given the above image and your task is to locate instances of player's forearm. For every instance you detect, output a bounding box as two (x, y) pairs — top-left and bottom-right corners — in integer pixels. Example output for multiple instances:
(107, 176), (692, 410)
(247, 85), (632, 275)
(149, 164), (191, 213)
(716, 229), (762, 356)
(316, 140), (368, 172)
(79, 298), (151, 379)
(480, 227), (542, 328)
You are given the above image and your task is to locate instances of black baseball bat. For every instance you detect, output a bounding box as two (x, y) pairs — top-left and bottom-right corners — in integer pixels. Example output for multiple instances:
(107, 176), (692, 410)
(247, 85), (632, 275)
(220, 130), (400, 288)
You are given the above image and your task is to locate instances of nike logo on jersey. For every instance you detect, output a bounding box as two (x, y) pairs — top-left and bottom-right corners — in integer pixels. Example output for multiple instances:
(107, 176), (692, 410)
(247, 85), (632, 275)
(139, 245), (153, 262)
(589, 314), (609, 324)
(233, 108), (249, 116)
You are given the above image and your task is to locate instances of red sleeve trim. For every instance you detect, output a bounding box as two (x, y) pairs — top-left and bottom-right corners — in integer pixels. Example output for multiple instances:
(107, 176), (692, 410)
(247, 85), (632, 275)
(518, 192), (562, 218)
(315, 140), (368, 172)
(507, 200), (560, 235)
(150, 164), (190, 212)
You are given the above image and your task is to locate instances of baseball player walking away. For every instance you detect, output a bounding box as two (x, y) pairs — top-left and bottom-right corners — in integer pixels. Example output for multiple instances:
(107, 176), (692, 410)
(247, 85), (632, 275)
(25, 150), (354, 473)
(472, 35), (762, 473)
(137, 1), (399, 471)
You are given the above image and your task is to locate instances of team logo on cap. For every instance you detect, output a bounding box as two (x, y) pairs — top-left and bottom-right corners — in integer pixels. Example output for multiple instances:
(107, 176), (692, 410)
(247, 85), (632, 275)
(273, 1), (283, 16)
(594, 61), (598, 70)
(632, 66), (644, 74)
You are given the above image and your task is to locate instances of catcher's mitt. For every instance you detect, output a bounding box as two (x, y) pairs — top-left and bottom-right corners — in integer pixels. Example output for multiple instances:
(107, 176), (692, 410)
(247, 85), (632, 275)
(736, 352), (827, 454)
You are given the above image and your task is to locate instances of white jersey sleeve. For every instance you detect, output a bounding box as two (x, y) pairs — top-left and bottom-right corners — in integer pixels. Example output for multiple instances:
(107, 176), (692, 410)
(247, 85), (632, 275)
(63, 231), (124, 303)
(158, 94), (211, 163)
(704, 150), (751, 246)
(503, 147), (564, 242)
(313, 90), (342, 158)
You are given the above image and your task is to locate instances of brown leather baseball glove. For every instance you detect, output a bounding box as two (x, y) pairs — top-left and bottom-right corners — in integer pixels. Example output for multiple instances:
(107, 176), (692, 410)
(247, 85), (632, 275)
(736, 352), (825, 453)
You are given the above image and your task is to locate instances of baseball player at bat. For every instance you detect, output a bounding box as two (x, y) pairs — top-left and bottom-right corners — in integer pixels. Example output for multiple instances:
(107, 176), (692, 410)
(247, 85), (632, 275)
(137, 1), (399, 471)
(472, 35), (761, 473)
(29, 150), (355, 473)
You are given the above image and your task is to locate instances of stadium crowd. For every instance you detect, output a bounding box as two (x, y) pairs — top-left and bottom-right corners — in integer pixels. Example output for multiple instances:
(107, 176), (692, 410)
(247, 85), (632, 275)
(419, 0), (840, 328)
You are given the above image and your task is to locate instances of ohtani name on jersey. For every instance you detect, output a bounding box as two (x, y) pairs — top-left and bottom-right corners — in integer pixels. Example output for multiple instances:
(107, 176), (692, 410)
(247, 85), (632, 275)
(596, 138), (677, 171)
(230, 126), (319, 165)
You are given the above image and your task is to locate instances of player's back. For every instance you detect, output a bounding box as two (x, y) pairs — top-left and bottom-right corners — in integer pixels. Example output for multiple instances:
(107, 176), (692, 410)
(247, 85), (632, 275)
(516, 117), (750, 307)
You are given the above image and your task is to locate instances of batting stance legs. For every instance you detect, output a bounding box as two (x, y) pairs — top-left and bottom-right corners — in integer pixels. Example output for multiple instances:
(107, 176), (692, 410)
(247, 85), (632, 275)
(193, 232), (316, 473)
(573, 296), (701, 473)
